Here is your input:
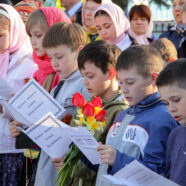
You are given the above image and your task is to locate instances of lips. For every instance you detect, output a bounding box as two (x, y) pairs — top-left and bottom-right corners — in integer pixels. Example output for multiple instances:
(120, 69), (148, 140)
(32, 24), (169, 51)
(173, 116), (181, 122)
(125, 97), (132, 102)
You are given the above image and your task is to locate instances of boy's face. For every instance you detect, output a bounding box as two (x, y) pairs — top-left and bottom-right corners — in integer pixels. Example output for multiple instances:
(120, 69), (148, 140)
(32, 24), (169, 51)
(117, 67), (155, 106)
(80, 62), (111, 99)
(46, 45), (78, 79)
(159, 84), (186, 124)
(29, 23), (46, 57)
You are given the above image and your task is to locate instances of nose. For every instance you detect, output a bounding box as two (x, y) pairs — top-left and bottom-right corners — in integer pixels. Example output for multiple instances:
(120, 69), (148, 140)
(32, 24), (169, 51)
(83, 78), (88, 86)
(31, 37), (37, 47)
(169, 103), (177, 113)
(121, 85), (129, 95)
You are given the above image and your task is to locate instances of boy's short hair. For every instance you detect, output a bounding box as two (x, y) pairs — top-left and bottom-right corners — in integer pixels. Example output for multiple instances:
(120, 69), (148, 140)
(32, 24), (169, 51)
(156, 59), (186, 89)
(42, 22), (87, 51)
(151, 38), (177, 63)
(26, 9), (48, 36)
(78, 40), (121, 74)
(182, 2), (186, 13)
(116, 45), (163, 78)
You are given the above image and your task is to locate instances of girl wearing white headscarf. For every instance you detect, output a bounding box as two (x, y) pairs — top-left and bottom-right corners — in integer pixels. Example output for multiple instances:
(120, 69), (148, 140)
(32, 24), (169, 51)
(94, 2), (134, 51)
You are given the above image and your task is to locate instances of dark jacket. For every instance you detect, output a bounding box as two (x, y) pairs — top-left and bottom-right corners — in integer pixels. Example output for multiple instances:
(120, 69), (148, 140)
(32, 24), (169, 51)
(165, 126), (186, 186)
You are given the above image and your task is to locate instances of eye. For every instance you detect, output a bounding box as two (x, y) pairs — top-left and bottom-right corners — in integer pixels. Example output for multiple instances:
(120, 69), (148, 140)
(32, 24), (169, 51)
(36, 34), (42, 38)
(57, 56), (63, 60)
(172, 97), (181, 103)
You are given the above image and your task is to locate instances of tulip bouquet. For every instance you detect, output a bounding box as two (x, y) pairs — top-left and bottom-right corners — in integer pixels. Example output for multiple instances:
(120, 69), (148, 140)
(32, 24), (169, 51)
(56, 92), (106, 186)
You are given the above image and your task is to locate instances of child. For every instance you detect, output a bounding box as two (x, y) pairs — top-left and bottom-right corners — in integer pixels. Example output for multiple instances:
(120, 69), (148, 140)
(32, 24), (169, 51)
(10, 7), (71, 186)
(0, 4), (37, 186)
(151, 38), (177, 67)
(94, 3), (137, 51)
(25, 7), (71, 92)
(33, 22), (90, 186)
(55, 40), (129, 186)
(156, 59), (186, 186)
(178, 2), (186, 58)
(95, 45), (178, 186)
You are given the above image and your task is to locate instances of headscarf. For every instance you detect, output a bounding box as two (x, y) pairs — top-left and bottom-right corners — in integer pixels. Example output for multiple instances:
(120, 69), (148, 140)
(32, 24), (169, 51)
(94, 3), (130, 45)
(0, 4), (32, 79)
(15, 0), (44, 15)
(32, 7), (71, 91)
(128, 19), (153, 45)
(82, 0), (111, 35)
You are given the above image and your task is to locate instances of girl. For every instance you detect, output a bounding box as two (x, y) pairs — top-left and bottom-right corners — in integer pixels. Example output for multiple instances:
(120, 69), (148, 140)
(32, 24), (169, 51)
(128, 4), (155, 45)
(82, 0), (111, 43)
(0, 4), (37, 186)
(26, 7), (71, 92)
(94, 3), (134, 51)
(10, 7), (71, 186)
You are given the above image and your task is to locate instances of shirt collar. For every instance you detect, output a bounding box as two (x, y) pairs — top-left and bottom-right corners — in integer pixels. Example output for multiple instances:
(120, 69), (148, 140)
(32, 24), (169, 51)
(67, 1), (82, 18)
(61, 70), (81, 81)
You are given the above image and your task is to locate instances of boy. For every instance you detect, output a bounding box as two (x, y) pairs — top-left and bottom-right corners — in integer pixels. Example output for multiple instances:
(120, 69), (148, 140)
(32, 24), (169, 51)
(151, 38), (177, 67)
(156, 59), (186, 186)
(54, 40), (129, 186)
(10, 22), (90, 186)
(96, 45), (178, 186)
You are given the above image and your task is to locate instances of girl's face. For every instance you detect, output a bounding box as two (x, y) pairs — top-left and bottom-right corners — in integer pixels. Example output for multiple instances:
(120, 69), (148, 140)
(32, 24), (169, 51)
(29, 23), (46, 57)
(84, 1), (100, 27)
(130, 14), (149, 35)
(95, 14), (116, 43)
(0, 24), (9, 54)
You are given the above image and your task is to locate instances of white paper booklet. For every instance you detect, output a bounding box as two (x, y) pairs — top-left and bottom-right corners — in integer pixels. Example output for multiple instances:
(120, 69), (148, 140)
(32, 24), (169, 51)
(23, 112), (71, 158)
(102, 160), (179, 186)
(0, 77), (14, 100)
(0, 78), (65, 126)
(64, 127), (101, 165)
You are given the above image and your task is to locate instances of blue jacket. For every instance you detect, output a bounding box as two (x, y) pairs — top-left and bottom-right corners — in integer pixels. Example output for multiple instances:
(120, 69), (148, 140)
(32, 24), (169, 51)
(159, 26), (186, 50)
(165, 126), (186, 186)
(108, 92), (178, 175)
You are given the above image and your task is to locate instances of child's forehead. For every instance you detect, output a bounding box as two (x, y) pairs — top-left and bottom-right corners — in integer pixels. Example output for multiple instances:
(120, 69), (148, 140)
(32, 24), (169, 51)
(117, 67), (144, 78)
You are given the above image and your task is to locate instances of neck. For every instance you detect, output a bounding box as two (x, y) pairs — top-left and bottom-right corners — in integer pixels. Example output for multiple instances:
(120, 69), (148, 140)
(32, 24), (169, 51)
(101, 79), (119, 100)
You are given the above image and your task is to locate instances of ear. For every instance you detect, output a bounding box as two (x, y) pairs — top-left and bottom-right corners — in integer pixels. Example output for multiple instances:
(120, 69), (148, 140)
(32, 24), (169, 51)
(152, 73), (159, 85)
(78, 45), (84, 52)
(108, 67), (116, 80)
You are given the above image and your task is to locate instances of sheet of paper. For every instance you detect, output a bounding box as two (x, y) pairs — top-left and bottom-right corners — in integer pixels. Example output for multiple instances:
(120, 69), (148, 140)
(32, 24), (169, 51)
(0, 97), (29, 126)
(102, 160), (179, 186)
(8, 78), (65, 125)
(64, 127), (101, 165)
(0, 78), (14, 100)
(23, 112), (72, 158)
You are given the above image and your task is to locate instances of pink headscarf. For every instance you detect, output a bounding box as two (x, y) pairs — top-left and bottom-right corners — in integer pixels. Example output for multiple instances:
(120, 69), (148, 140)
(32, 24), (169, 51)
(128, 20), (153, 45)
(94, 3), (130, 45)
(82, 0), (112, 34)
(0, 4), (31, 79)
(32, 7), (71, 90)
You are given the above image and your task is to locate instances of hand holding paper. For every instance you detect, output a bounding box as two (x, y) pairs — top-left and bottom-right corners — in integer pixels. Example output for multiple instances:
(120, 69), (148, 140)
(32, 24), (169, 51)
(97, 143), (117, 166)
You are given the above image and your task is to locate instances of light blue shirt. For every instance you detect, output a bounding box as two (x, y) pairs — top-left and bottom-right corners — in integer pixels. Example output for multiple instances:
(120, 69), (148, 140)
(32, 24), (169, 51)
(66, 1), (82, 18)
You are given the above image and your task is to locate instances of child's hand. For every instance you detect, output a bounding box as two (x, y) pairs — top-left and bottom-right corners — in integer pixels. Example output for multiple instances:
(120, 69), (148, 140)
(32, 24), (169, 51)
(97, 142), (116, 166)
(10, 121), (22, 138)
(52, 158), (64, 172)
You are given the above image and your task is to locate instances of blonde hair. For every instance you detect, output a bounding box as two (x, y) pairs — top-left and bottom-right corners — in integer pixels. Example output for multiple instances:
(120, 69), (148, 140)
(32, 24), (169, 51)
(43, 22), (87, 51)
(0, 8), (10, 31)
(26, 9), (48, 36)
(151, 38), (177, 64)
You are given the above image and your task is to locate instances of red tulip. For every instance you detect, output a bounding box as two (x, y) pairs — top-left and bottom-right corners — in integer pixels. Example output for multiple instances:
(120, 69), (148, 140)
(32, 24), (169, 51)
(95, 109), (106, 122)
(82, 103), (95, 117)
(72, 92), (86, 107)
(91, 97), (102, 108)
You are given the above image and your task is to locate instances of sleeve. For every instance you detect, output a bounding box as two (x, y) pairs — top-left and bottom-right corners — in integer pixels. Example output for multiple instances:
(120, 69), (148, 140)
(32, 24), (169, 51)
(109, 119), (177, 175)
